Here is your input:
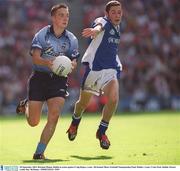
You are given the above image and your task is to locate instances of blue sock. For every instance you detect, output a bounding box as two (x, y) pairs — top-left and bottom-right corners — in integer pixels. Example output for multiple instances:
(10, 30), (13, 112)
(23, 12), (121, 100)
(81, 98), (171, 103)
(98, 120), (109, 135)
(35, 142), (47, 154)
(72, 113), (81, 126)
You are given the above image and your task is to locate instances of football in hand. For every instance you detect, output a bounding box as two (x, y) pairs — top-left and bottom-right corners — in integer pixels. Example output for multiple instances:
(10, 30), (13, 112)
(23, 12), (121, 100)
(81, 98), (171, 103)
(52, 55), (72, 77)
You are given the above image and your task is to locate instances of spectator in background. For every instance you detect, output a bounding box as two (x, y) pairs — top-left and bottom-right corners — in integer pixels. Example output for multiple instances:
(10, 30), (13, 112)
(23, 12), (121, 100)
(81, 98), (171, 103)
(0, 0), (179, 114)
(80, 0), (179, 111)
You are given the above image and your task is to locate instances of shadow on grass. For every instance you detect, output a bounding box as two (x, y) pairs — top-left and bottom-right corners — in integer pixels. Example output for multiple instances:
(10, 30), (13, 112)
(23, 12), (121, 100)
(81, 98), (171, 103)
(23, 158), (69, 164)
(71, 155), (113, 161)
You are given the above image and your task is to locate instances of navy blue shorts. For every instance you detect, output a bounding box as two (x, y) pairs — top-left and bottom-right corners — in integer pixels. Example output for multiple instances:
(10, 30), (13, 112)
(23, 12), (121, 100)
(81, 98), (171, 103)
(27, 71), (68, 101)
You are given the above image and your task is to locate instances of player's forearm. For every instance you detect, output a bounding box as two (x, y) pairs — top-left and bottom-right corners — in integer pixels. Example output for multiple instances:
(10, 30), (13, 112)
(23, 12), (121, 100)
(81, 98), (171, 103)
(93, 24), (102, 34)
(32, 56), (50, 66)
(82, 24), (102, 38)
(32, 48), (53, 69)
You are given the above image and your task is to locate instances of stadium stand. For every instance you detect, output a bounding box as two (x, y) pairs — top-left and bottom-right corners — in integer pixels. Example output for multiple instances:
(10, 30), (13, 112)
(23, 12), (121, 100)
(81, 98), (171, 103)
(0, 0), (179, 114)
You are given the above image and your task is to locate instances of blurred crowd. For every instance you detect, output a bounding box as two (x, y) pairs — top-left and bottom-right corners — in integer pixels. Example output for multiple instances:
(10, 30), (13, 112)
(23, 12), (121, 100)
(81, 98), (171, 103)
(82, 0), (180, 112)
(0, 0), (179, 114)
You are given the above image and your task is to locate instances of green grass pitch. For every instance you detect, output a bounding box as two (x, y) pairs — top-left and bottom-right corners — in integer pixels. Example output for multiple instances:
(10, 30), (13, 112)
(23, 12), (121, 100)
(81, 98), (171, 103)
(0, 111), (180, 165)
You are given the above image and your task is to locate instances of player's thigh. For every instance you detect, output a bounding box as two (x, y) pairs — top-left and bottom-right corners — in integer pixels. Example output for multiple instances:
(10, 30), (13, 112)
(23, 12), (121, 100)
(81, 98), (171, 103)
(78, 89), (93, 106)
(47, 97), (65, 122)
(103, 79), (119, 102)
(28, 101), (44, 123)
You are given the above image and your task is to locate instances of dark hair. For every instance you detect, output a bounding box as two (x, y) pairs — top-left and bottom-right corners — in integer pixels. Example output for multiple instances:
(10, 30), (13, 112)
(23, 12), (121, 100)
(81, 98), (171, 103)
(51, 3), (68, 16)
(105, 1), (121, 13)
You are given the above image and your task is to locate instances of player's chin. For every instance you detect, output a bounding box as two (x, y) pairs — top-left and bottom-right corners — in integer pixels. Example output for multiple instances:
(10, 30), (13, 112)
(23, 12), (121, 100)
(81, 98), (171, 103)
(59, 23), (67, 29)
(113, 20), (121, 26)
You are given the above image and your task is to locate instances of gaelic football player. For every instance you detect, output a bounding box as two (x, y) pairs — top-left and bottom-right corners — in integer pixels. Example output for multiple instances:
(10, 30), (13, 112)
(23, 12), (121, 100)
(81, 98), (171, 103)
(67, 1), (123, 149)
(16, 3), (79, 159)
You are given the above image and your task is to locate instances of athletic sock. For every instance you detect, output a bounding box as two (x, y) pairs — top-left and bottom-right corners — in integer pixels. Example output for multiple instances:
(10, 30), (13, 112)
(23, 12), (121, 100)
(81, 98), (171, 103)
(98, 120), (109, 135)
(35, 142), (47, 154)
(71, 113), (81, 126)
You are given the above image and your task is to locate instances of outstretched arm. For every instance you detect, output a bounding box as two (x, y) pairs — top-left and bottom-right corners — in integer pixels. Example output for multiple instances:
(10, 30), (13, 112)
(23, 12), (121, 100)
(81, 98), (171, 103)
(82, 24), (102, 39)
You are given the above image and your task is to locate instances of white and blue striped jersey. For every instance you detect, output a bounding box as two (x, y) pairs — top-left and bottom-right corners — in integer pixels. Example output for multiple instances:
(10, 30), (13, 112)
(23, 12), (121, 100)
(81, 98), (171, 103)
(31, 25), (79, 73)
(82, 16), (122, 78)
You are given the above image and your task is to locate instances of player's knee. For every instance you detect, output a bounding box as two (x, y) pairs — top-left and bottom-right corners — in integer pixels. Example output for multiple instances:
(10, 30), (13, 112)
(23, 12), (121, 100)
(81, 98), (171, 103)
(28, 120), (39, 127)
(27, 110), (41, 127)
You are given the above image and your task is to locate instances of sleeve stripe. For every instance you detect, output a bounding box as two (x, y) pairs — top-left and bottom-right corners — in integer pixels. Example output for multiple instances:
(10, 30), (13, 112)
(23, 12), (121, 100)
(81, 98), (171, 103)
(31, 45), (42, 49)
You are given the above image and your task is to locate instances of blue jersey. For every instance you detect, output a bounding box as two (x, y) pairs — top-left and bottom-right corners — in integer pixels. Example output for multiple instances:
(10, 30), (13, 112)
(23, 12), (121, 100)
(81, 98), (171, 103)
(31, 25), (79, 72)
(82, 17), (122, 77)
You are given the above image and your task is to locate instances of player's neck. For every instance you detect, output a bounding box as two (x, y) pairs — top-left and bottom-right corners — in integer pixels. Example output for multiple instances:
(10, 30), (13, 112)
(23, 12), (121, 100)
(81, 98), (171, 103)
(53, 25), (65, 38)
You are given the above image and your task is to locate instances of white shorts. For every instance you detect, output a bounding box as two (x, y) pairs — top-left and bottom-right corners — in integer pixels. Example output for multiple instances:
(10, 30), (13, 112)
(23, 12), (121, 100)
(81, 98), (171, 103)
(82, 69), (117, 96)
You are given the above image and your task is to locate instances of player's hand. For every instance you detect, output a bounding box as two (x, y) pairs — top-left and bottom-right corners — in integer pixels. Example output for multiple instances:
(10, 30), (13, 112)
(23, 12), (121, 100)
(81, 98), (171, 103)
(71, 59), (77, 72)
(46, 58), (54, 70)
(82, 25), (102, 38)
(82, 28), (98, 38)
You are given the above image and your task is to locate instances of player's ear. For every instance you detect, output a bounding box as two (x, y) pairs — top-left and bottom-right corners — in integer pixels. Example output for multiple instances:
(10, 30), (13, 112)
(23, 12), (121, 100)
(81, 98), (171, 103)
(105, 11), (108, 17)
(51, 15), (56, 22)
(121, 8), (123, 16)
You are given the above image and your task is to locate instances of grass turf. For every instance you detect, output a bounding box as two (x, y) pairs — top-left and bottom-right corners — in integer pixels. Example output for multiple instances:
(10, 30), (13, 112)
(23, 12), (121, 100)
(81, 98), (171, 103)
(0, 111), (180, 165)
